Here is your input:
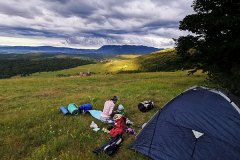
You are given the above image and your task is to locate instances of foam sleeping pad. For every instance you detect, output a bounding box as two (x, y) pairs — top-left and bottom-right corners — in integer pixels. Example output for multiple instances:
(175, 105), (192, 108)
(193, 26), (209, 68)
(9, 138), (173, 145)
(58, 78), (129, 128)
(67, 103), (79, 115)
(87, 110), (102, 120)
(59, 106), (69, 115)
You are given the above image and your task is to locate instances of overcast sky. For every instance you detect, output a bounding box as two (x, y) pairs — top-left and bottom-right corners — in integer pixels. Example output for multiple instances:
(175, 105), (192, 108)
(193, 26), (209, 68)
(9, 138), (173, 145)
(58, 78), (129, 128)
(0, 0), (194, 49)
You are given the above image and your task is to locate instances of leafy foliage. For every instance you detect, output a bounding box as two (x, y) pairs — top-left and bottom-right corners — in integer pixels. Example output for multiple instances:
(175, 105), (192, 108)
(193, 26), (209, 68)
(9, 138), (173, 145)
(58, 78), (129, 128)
(176, 0), (240, 95)
(0, 58), (93, 78)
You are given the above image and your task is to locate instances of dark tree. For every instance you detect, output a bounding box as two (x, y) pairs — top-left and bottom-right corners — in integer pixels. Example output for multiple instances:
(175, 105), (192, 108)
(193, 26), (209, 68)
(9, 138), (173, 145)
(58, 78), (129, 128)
(0, 58), (93, 79)
(176, 0), (240, 95)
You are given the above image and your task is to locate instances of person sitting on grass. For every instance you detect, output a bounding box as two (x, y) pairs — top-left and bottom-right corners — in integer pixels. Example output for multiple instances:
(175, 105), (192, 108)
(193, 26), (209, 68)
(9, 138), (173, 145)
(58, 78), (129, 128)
(100, 96), (118, 123)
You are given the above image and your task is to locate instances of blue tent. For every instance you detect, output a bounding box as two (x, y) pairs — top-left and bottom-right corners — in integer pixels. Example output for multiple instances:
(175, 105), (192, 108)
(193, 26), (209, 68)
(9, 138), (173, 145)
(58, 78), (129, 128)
(131, 87), (240, 160)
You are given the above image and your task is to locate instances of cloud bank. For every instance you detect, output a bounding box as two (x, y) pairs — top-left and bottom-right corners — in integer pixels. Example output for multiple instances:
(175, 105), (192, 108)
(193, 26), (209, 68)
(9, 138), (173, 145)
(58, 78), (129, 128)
(0, 0), (193, 49)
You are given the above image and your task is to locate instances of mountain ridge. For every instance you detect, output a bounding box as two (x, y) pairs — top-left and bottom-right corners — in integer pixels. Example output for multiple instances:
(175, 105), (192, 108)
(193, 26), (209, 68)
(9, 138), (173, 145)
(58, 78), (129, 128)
(0, 45), (162, 55)
(97, 45), (161, 54)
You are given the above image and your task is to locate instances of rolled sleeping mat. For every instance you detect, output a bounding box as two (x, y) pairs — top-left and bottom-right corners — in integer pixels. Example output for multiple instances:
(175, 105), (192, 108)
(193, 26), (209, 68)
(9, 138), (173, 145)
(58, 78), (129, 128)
(79, 103), (93, 112)
(59, 106), (69, 115)
(68, 103), (79, 115)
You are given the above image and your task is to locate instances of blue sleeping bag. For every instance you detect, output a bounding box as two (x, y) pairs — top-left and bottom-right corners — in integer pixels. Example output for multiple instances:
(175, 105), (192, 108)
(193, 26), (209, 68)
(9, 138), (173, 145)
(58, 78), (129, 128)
(79, 104), (93, 112)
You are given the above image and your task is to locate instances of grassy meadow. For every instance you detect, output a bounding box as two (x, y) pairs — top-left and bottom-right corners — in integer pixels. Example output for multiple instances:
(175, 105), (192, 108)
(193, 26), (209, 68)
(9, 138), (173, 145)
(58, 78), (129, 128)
(31, 54), (141, 78)
(0, 52), (214, 160)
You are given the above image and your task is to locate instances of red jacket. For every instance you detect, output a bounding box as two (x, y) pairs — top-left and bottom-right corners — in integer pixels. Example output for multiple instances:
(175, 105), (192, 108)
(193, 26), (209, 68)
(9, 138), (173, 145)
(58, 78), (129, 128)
(109, 116), (127, 137)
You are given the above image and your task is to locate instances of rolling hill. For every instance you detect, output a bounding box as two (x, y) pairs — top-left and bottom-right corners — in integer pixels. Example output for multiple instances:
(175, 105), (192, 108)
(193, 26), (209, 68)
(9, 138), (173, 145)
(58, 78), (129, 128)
(0, 48), (185, 79)
(31, 48), (193, 78)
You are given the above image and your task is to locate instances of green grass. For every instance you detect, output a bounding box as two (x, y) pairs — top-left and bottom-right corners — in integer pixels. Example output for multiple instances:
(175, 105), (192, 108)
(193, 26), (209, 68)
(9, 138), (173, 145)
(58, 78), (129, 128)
(31, 54), (140, 78)
(0, 70), (213, 159)
(136, 48), (187, 72)
(114, 55), (141, 60)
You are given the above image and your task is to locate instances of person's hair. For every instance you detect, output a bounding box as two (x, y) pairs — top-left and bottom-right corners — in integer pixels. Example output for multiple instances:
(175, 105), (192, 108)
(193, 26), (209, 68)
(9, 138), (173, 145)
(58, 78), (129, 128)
(111, 96), (118, 102)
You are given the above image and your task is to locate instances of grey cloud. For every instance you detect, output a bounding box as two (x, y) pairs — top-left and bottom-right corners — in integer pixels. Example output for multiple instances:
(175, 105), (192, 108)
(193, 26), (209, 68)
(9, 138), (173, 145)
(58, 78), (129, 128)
(46, 0), (69, 4)
(65, 36), (119, 47)
(44, 0), (99, 18)
(0, 26), (68, 40)
(0, 0), (194, 48)
(0, 1), (43, 19)
(143, 20), (180, 30)
(64, 32), (176, 49)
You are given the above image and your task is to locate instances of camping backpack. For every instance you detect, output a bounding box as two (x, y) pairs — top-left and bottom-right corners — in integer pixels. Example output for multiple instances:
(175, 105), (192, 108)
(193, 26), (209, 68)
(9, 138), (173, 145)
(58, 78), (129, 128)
(103, 136), (122, 156)
(138, 101), (154, 112)
(93, 135), (123, 156)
